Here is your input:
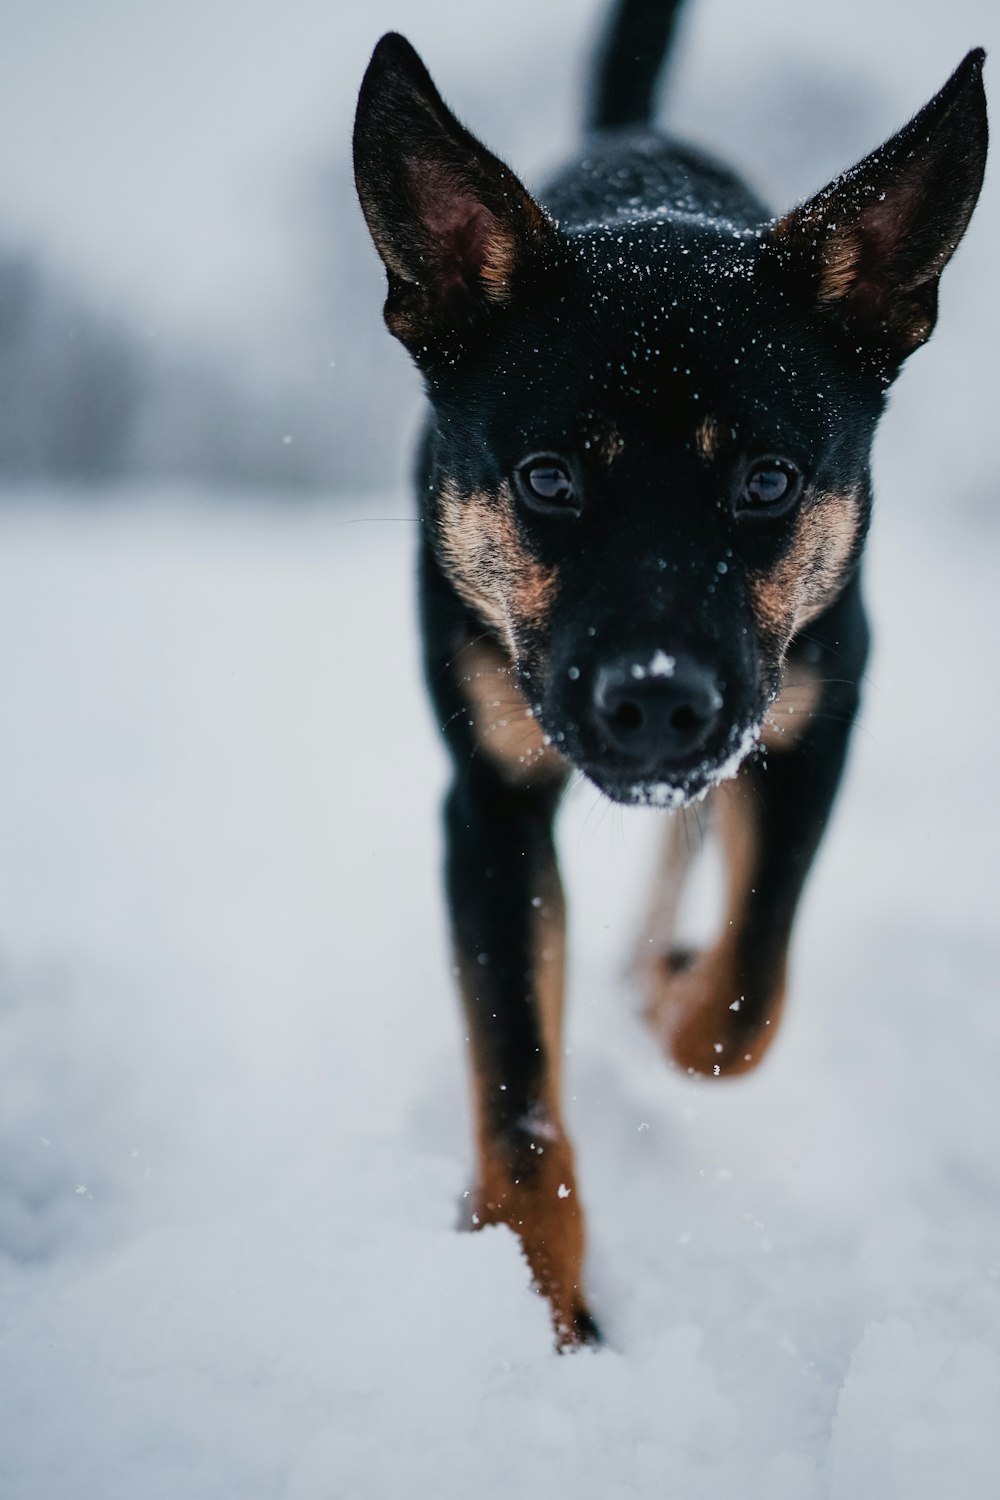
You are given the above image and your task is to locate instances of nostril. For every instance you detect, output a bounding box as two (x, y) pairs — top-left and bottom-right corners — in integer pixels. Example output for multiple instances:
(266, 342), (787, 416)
(592, 653), (723, 766)
(612, 700), (644, 732)
(669, 704), (699, 733)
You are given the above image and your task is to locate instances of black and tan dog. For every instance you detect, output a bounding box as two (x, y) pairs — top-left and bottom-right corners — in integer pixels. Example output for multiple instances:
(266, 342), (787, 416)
(353, 0), (987, 1346)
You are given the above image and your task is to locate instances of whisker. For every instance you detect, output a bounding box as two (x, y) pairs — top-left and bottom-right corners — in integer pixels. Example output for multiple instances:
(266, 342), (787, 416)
(791, 631), (879, 696)
(332, 515), (417, 527)
(430, 629), (498, 687)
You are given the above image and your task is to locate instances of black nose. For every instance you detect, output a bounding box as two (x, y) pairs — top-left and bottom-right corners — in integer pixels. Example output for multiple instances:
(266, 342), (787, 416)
(592, 651), (723, 767)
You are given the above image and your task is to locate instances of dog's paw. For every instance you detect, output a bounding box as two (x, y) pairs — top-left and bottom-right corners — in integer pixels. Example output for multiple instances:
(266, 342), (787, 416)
(457, 1142), (600, 1351)
(643, 942), (785, 1078)
(554, 1301), (603, 1352)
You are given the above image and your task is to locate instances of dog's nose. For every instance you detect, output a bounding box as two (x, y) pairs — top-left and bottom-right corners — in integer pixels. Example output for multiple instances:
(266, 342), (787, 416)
(592, 651), (723, 766)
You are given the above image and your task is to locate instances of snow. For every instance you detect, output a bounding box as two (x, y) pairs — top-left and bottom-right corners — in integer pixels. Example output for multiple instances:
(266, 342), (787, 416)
(626, 720), (761, 808)
(648, 650), (676, 678)
(0, 478), (997, 1498)
(1, 0), (999, 1491)
(629, 651), (676, 680)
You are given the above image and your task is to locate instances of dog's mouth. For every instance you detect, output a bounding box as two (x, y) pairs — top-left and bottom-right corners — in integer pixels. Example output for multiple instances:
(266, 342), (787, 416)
(577, 720), (763, 808)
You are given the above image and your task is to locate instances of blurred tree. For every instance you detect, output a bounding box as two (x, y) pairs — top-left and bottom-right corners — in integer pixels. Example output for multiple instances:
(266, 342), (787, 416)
(0, 244), (144, 480)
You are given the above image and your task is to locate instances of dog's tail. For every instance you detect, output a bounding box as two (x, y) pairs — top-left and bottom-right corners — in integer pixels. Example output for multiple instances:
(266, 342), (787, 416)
(588, 0), (689, 132)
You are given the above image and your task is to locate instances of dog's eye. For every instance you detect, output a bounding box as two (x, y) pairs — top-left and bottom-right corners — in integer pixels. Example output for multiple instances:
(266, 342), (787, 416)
(517, 458), (580, 515)
(737, 461), (802, 519)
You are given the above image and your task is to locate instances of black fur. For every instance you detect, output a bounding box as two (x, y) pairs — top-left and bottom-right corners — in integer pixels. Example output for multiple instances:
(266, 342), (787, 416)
(589, 0), (688, 129)
(353, 2), (988, 1346)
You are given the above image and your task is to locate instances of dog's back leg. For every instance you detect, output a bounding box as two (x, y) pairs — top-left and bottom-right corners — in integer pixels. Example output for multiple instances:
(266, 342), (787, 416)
(643, 593), (869, 1076)
(632, 804), (707, 983)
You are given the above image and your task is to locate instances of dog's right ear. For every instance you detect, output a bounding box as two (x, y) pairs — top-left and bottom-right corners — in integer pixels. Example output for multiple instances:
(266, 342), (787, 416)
(353, 34), (558, 359)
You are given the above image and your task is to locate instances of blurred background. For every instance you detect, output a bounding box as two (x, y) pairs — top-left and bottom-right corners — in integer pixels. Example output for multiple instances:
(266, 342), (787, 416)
(1, 4), (999, 1495)
(1, 0), (996, 506)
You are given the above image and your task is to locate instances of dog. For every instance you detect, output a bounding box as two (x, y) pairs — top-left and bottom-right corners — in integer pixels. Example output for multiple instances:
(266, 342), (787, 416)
(352, 0), (987, 1347)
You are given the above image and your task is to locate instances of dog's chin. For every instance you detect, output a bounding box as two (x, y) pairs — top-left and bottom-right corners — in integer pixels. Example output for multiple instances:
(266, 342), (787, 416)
(580, 722), (763, 810)
(586, 771), (709, 809)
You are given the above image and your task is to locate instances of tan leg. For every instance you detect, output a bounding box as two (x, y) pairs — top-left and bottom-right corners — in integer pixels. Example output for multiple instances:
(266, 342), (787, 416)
(446, 643), (597, 1347)
(631, 804), (706, 984)
(640, 663), (827, 1077)
(643, 775), (785, 1076)
(455, 867), (597, 1348)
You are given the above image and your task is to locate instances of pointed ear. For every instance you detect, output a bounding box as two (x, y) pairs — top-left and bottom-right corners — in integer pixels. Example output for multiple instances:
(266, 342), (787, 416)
(353, 33), (558, 356)
(767, 50), (988, 361)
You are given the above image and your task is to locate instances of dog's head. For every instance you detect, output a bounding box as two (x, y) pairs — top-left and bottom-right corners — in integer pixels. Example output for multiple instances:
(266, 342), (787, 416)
(354, 36), (986, 805)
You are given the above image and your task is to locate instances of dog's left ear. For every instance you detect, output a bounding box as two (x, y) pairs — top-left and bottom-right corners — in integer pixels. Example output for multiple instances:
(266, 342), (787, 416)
(353, 33), (558, 358)
(768, 50), (988, 361)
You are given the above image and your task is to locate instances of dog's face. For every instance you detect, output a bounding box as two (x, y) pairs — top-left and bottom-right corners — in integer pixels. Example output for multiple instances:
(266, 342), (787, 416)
(355, 36), (986, 805)
(423, 227), (880, 804)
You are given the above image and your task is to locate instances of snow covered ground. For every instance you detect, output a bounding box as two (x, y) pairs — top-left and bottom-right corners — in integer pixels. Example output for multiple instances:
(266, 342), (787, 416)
(2, 0), (1000, 1492)
(0, 474), (997, 1498)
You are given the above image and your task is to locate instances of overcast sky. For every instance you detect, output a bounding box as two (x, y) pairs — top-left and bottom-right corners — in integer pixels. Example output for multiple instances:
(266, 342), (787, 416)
(2, 0), (993, 346)
(0, 0), (996, 490)
(0, 0), (596, 365)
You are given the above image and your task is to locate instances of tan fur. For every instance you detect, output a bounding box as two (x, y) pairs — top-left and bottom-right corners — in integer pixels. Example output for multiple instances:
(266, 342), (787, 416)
(454, 638), (566, 784)
(695, 415), (721, 461)
(594, 427), (625, 467)
(478, 194), (553, 301)
(470, 1128), (588, 1348)
(817, 227), (863, 303)
(750, 490), (860, 647)
(643, 781), (787, 1077)
(773, 194), (969, 349)
(770, 208), (863, 304)
(633, 809), (702, 969)
(361, 155), (554, 336)
(438, 479), (557, 655)
(664, 940), (787, 1077)
(761, 660), (822, 751)
(479, 223), (518, 302)
(455, 875), (586, 1347)
(577, 418), (624, 468)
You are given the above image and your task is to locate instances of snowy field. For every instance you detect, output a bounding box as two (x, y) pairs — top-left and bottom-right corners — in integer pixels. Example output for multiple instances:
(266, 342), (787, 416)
(0, 477), (997, 1499)
(2, 0), (1000, 1494)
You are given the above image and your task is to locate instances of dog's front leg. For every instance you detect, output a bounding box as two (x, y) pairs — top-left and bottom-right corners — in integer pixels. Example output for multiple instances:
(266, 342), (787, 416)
(645, 595), (869, 1078)
(443, 767), (598, 1348)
